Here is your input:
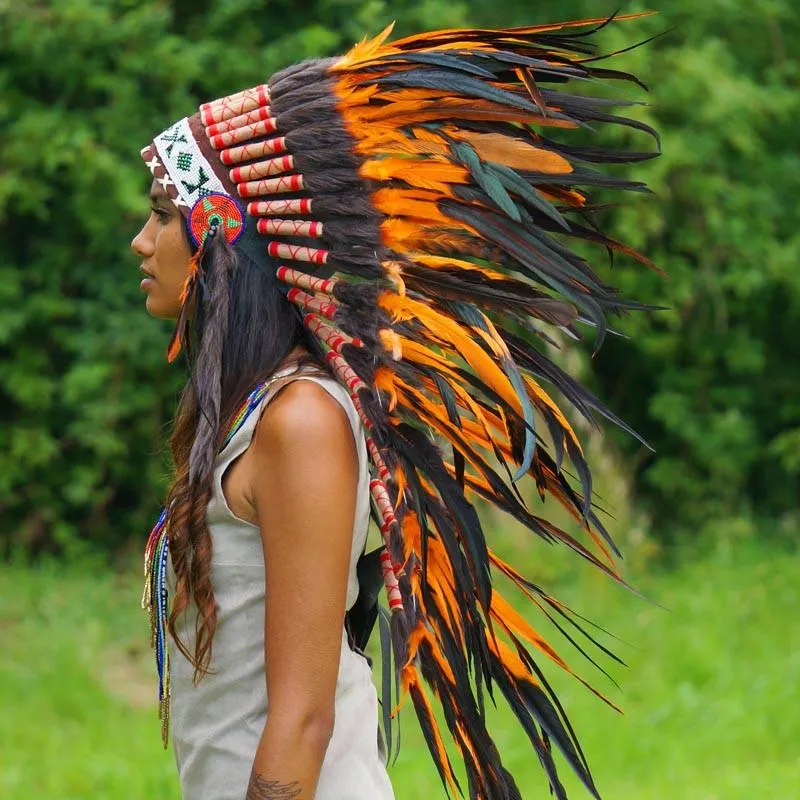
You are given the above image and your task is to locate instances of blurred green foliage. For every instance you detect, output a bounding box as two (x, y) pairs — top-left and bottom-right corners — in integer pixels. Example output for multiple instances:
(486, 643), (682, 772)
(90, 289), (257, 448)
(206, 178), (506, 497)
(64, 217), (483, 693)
(583, 2), (800, 542)
(1, 0), (798, 556)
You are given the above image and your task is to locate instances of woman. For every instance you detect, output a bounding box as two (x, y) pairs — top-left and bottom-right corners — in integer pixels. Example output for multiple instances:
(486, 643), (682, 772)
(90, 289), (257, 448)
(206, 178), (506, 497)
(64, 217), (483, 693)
(135, 17), (658, 800)
(133, 178), (390, 800)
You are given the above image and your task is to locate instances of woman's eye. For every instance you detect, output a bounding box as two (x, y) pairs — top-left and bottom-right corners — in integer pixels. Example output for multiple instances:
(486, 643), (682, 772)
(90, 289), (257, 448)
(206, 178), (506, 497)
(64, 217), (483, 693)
(151, 207), (170, 223)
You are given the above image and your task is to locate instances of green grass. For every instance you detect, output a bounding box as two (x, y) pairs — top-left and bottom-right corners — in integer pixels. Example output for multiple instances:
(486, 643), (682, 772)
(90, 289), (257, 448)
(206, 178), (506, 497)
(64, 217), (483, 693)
(1, 536), (798, 799)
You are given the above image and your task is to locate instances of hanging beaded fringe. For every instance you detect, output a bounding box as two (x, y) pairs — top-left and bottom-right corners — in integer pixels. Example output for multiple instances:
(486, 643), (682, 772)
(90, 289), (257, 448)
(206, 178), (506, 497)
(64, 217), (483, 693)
(142, 377), (287, 747)
(142, 507), (171, 747)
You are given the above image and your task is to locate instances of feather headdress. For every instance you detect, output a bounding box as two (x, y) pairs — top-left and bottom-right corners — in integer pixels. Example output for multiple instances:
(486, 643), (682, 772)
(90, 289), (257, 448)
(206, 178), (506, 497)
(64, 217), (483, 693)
(142, 14), (660, 799)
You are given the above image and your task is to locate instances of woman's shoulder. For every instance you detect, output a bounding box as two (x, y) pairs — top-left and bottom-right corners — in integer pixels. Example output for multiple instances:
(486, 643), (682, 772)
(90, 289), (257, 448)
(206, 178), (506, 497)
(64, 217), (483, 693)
(255, 373), (356, 453)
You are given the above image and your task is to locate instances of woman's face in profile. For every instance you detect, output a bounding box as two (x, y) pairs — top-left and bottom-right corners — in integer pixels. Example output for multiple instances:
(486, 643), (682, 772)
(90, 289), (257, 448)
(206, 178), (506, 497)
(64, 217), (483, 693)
(131, 180), (192, 319)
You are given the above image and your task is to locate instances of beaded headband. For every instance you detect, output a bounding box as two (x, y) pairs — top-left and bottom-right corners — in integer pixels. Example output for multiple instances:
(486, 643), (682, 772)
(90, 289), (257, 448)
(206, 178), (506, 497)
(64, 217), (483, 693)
(141, 86), (330, 274)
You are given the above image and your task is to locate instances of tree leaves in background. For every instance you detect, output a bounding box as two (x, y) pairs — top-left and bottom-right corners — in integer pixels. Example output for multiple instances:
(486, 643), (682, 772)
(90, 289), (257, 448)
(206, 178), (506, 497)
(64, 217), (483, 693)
(1, 0), (797, 556)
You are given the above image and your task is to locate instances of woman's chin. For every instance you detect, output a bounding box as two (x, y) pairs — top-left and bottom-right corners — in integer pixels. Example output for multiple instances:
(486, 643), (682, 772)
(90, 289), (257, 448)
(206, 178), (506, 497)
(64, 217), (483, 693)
(145, 293), (180, 321)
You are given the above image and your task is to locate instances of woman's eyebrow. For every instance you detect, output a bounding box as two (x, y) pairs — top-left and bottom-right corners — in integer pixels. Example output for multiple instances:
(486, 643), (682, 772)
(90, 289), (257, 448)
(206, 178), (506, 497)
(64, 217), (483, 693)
(149, 191), (171, 207)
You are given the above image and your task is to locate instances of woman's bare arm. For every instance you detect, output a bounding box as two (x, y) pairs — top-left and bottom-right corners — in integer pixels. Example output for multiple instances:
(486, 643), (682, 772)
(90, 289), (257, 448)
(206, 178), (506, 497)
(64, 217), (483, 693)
(245, 380), (359, 799)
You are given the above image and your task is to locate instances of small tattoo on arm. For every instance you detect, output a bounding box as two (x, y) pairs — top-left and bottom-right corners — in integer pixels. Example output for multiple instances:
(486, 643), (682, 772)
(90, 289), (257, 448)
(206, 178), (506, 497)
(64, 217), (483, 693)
(246, 773), (303, 800)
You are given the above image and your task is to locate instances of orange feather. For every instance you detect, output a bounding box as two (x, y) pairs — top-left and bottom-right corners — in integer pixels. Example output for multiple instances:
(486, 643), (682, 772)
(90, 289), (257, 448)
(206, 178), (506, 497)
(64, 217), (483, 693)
(360, 157), (469, 187)
(372, 189), (452, 225)
(456, 131), (574, 174)
(379, 293), (525, 417)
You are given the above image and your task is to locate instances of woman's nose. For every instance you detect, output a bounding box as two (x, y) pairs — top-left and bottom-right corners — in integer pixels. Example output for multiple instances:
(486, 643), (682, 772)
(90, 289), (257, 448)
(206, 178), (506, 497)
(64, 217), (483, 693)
(131, 226), (154, 258)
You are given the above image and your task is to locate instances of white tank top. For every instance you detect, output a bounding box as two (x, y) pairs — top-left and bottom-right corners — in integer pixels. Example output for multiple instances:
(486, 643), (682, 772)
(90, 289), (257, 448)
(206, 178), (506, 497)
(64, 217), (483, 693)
(166, 364), (395, 800)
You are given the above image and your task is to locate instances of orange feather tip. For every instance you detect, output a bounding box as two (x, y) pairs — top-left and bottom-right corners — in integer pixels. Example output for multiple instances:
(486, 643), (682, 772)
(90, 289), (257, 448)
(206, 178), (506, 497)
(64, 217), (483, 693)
(332, 22), (397, 71)
(166, 333), (181, 363)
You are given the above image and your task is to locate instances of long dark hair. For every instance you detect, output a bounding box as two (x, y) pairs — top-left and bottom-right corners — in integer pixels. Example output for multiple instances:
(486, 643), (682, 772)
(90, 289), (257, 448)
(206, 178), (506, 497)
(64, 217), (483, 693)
(165, 230), (327, 680)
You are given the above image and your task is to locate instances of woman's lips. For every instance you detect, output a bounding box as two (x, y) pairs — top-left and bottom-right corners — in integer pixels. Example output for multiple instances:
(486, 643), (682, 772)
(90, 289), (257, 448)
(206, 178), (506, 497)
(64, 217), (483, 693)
(140, 266), (155, 290)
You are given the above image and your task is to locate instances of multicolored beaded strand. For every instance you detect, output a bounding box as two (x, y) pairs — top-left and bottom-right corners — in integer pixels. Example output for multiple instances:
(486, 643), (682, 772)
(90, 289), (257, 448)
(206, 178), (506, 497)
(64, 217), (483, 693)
(142, 506), (170, 744)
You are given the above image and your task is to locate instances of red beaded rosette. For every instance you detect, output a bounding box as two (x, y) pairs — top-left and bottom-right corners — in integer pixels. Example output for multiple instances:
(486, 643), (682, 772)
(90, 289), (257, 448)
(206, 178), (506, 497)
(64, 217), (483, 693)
(187, 192), (244, 247)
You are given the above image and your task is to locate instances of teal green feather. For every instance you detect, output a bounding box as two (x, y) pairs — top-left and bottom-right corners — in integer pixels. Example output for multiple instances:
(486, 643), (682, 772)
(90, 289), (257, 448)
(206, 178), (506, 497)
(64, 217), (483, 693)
(452, 142), (522, 222)
(502, 355), (537, 481)
(490, 161), (571, 230)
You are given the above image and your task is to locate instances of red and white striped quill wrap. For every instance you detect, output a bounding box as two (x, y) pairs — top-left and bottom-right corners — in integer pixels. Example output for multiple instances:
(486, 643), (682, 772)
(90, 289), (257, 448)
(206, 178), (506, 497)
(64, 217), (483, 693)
(220, 137), (288, 166)
(200, 84), (270, 126)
